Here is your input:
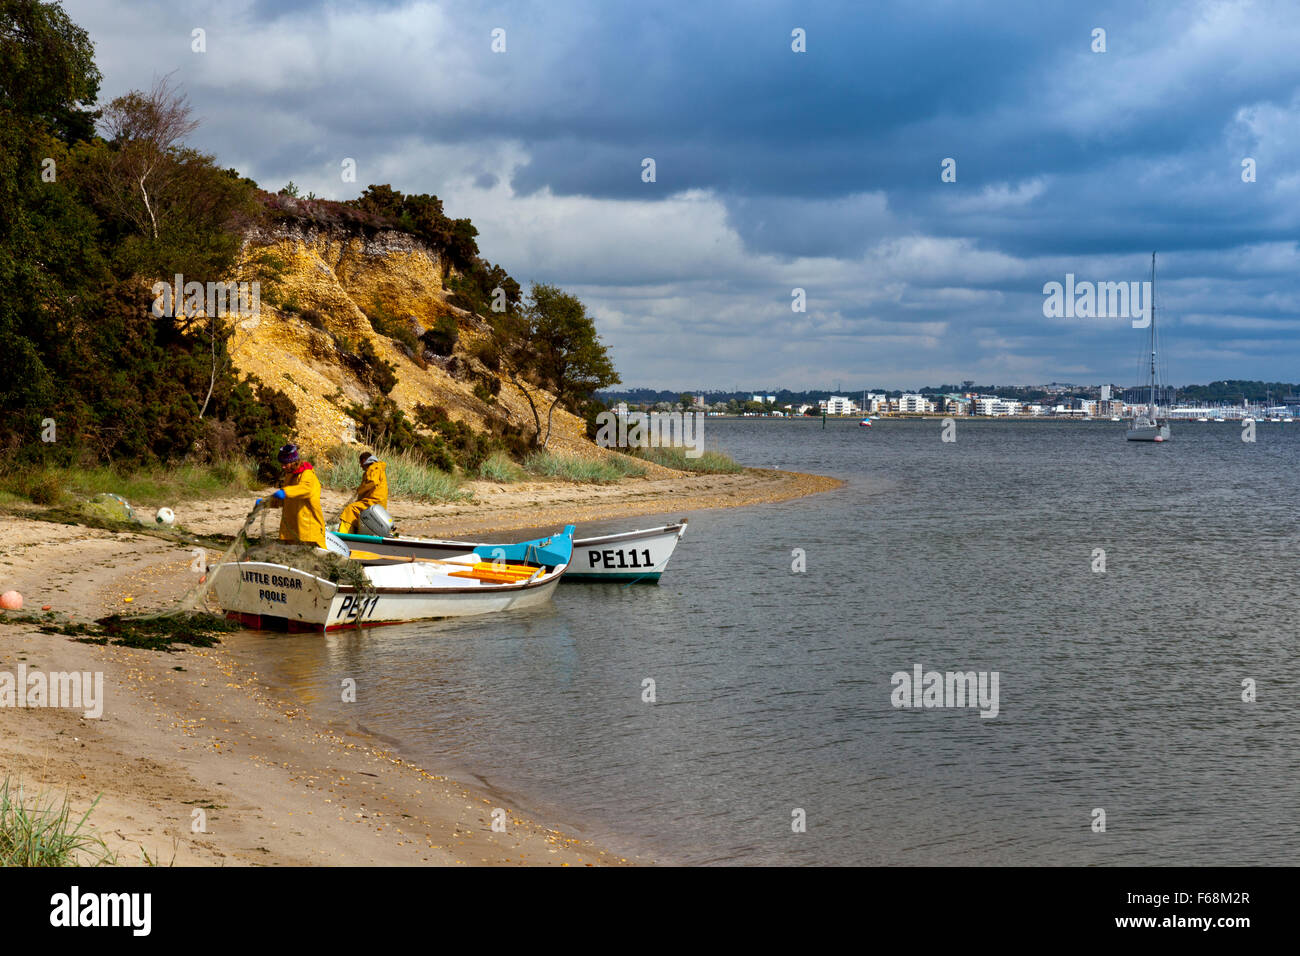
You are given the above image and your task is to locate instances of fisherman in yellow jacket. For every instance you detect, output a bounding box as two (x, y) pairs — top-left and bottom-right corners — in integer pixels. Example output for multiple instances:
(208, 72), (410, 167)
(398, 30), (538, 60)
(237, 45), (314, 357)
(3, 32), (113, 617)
(337, 451), (388, 533)
(257, 443), (326, 549)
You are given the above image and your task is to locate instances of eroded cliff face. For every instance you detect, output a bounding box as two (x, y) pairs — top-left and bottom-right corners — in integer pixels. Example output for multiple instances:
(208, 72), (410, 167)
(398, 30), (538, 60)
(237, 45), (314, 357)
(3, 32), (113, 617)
(225, 220), (587, 456)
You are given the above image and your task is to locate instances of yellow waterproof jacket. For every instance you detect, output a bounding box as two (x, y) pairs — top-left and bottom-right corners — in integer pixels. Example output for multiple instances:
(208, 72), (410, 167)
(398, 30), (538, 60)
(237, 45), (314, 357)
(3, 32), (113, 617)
(279, 464), (326, 549)
(354, 461), (388, 509)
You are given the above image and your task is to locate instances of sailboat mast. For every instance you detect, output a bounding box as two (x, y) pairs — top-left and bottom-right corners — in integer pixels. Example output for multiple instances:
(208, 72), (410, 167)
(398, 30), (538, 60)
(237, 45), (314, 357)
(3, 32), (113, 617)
(1150, 252), (1157, 416)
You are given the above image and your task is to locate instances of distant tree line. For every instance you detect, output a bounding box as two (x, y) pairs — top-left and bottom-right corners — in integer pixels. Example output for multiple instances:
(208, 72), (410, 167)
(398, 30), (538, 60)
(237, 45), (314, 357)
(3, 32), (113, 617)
(1176, 381), (1299, 404)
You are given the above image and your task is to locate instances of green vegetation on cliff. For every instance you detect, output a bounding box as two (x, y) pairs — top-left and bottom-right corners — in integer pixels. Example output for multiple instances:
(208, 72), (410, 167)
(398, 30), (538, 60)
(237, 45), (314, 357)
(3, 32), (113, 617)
(1, 0), (621, 497)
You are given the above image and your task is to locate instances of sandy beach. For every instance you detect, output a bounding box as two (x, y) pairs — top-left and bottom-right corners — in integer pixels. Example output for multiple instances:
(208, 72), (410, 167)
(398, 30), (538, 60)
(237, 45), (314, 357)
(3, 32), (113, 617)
(0, 468), (840, 866)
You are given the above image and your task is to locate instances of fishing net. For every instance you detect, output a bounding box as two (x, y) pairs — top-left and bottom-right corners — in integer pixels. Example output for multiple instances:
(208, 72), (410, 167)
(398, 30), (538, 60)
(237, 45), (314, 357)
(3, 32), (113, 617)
(179, 502), (370, 610)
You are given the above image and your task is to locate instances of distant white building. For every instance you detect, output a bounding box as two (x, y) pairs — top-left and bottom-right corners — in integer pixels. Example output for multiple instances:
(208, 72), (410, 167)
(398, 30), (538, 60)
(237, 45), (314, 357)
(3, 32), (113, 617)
(898, 394), (936, 414)
(819, 396), (859, 415)
(973, 397), (1022, 416)
(865, 393), (889, 413)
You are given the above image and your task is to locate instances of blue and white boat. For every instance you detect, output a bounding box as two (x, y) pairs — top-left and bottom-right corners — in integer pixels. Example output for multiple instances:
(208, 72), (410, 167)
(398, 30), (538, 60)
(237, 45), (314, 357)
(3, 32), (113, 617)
(338, 520), (687, 584)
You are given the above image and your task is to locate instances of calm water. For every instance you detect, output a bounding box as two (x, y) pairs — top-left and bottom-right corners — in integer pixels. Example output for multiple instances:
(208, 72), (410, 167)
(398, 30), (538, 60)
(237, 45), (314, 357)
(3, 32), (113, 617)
(229, 419), (1300, 865)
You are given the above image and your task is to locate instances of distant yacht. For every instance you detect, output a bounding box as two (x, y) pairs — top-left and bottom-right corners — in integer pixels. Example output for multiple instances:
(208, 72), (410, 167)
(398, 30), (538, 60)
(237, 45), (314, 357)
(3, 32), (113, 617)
(1127, 253), (1171, 443)
(858, 418), (872, 427)
(1197, 417), (1208, 422)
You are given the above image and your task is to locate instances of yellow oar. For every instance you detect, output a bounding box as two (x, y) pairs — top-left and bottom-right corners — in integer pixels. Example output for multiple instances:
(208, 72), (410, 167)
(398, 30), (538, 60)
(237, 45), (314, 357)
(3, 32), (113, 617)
(347, 549), (539, 582)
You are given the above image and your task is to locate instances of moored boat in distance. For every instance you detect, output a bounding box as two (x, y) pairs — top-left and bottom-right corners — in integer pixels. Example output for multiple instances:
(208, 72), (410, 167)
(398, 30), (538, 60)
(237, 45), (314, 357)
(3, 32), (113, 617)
(859, 418), (872, 427)
(340, 520), (688, 584)
(1127, 252), (1171, 443)
(213, 527), (573, 630)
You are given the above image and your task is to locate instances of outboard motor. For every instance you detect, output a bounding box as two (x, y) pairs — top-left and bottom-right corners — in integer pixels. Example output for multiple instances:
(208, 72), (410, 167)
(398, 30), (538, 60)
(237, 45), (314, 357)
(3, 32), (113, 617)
(358, 504), (396, 538)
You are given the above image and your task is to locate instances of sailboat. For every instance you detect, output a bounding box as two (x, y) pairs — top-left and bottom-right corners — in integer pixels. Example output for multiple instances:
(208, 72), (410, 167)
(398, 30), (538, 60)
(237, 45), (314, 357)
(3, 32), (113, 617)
(1126, 252), (1171, 443)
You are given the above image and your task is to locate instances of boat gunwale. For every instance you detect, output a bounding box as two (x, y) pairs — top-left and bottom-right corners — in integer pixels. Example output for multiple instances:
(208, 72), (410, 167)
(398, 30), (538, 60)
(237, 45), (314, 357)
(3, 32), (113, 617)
(568, 521), (687, 548)
(217, 559), (567, 595)
(336, 520), (687, 551)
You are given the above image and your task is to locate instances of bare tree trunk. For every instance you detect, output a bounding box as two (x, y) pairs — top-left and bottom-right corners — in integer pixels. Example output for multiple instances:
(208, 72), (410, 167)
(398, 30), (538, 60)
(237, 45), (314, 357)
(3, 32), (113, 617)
(508, 368), (545, 446)
(542, 394), (563, 449)
(138, 173), (158, 238)
(198, 316), (217, 418)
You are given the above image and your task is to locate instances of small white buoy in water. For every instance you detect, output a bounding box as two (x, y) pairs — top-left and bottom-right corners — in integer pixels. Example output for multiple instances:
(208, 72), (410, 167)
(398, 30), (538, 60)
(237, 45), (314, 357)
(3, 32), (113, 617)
(0, 591), (22, 610)
(156, 507), (175, 526)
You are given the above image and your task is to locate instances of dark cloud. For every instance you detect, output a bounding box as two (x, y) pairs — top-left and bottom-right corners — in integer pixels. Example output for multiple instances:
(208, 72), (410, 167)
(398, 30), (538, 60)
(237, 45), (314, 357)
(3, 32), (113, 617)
(61, 0), (1300, 387)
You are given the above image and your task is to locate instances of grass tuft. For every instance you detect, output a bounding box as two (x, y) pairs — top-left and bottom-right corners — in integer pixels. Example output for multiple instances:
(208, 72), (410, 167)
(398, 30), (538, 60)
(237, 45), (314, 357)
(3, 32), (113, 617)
(321, 445), (470, 502)
(523, 451), (646, 483)
(0, 460), (255, 509)
(0, 776), (115, 866)
(631, 446), (745, 473)
(477, 451), (526, 482)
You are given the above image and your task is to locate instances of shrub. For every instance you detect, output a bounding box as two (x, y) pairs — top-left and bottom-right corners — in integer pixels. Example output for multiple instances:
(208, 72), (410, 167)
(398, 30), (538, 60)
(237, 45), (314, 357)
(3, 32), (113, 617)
(337, 337), (398, 396)
(1, 469), (64, 505)
(364, 298), (424, 366)
(469, 337), (500, 371)
(422, 314), (459, 356)
(224, 375), (298, 479)
(413, 403), (495, 471)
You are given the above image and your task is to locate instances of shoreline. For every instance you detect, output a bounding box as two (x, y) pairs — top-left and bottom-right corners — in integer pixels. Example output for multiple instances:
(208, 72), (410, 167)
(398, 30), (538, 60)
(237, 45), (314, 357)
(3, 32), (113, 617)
(0, 467), (840, 866)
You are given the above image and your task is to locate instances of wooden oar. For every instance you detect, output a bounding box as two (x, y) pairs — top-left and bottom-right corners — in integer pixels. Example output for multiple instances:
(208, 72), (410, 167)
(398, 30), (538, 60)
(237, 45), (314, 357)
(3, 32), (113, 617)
(347, 549), (541, 583)
(349, 548), (535, 571)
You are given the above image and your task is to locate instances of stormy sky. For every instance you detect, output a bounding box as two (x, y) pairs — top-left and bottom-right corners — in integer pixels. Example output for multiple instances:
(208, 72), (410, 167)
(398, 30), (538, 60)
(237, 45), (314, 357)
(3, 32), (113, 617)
(63, 0), (1300, 390)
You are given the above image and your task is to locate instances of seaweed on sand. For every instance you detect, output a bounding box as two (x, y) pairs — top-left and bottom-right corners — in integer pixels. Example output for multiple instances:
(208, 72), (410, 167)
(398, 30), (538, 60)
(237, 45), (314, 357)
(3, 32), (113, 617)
(0, 610), (240, 652)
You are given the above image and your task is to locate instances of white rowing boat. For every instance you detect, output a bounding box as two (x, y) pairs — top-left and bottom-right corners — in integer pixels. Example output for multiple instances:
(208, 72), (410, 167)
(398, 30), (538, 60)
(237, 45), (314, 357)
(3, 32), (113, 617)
(339, 519), (688, 583)
(213, 528), (573, 630)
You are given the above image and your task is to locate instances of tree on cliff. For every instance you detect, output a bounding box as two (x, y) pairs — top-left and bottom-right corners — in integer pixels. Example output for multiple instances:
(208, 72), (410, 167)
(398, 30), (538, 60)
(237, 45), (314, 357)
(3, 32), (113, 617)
(94, 73), (197, 240)
(494, 284), (620, 449)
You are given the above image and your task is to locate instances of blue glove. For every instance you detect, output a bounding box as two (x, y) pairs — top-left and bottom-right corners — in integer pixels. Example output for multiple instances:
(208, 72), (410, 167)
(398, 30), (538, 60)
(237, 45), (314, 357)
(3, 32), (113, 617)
(255, 498), (263, 507)
(272, 489), (287, 500)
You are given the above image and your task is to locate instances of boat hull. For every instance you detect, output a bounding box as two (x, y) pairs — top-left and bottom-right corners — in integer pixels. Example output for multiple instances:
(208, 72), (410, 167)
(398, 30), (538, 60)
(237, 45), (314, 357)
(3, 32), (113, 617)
(1126, 424), (1171, 442)
(212, 560), (563, 630)
(339, 521), (688, 583)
